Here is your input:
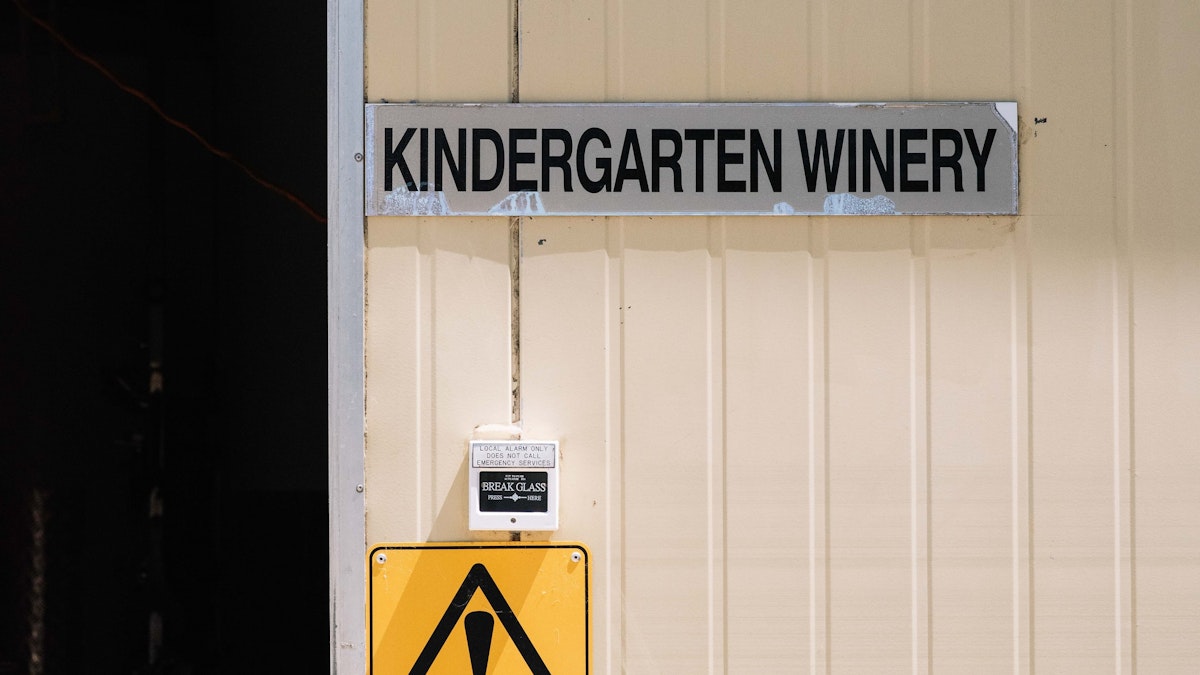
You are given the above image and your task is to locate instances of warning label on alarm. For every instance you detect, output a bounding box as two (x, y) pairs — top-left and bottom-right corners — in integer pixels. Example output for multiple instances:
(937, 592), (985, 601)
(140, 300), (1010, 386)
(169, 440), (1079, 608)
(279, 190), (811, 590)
(471, 442), (557, 469)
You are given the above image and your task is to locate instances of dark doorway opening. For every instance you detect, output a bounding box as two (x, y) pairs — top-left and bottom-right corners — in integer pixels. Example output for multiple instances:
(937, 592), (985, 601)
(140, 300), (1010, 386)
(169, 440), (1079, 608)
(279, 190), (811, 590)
(1, 1), (328, 671)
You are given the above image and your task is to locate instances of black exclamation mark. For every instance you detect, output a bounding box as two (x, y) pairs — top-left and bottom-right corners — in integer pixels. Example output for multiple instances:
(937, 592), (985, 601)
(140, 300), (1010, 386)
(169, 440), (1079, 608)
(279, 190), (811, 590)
(464, 611), (494, 675)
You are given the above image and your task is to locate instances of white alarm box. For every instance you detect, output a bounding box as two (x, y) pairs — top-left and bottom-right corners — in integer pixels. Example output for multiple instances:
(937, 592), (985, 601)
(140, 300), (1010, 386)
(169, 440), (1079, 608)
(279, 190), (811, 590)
(468, 440), (559, 531)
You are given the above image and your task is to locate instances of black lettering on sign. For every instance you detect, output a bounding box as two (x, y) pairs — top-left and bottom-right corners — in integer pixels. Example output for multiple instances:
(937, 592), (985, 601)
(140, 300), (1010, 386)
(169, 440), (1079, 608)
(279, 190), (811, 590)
(749, 129), (782, 192)
(797, 129), (844, 193)
(472, 129), (505, 192)
(651, 129), (683, 192)
(381, 122), (1004, 202)
(541, 128), (574, 192)
(965, 128), (997, 191)
(931, 128), (964, 192)
(900, 128), (928, 192)
(862, 129), (894, 192)
(717, 129), (746, 193)
(434, 128), (467, 191)
(614, 129), (649, 193)
(846, 129), (857, 192)
(577, 127), (612, 193)
(479, 471), (549, 513)
(384, 127), (417, 191)
(684, 129), (715, 192)
(419, 128), (429, 192)
(508, 128), (538, 192)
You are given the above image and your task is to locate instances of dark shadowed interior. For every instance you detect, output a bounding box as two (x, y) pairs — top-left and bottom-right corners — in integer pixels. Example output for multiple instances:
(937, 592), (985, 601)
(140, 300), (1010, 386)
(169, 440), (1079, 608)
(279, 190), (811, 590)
(1, 1), (328, 671)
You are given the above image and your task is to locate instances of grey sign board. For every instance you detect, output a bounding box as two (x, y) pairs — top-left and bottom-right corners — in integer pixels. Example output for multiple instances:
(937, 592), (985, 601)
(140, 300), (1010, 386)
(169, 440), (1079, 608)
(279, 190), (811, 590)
(365, 102), (1017, 216)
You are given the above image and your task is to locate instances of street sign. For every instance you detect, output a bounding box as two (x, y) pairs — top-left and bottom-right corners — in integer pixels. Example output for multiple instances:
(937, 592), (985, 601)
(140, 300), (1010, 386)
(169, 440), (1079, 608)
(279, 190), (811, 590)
(369, 542), (589, 674)
(365, 102), (1018, 216)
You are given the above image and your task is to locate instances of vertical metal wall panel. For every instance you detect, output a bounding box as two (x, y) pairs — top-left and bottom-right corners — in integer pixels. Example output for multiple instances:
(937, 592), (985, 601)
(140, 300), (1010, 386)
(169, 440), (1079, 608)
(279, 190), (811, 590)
(362, 222), (421, 539)
(519, 0), (608, 102)
(824, 223), (917, 673)
(360, 0), (1200, 672)
(365, 0), (513, 103)
(365, 219), (513, 545)
(620, 219), (718, 671)
(1130, 2), (1200, 670)
(925, 1), (1015, 97)
(821, 1), (917, 100)
(921, 4), (1026, 670)
(928, 221), (1021, 672)
(518, 6), (623, 673)
(1026, 1), (1125, 671)
(363, 0), (513, 550)
(719, 1), (811, 100)
(614, 1), (710, 100)
(516, 217), (615, 663)
(722, 220), (814, 671)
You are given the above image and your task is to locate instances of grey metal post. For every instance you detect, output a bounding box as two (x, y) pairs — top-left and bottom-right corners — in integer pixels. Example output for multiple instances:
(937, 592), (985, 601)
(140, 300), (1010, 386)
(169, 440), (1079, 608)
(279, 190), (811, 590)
(327, 0), (365, 671)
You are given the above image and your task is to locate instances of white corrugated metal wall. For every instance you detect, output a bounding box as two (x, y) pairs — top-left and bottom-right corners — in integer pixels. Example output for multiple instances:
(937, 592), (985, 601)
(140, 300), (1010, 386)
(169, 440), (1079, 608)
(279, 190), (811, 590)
(359, 0), (1200, 671)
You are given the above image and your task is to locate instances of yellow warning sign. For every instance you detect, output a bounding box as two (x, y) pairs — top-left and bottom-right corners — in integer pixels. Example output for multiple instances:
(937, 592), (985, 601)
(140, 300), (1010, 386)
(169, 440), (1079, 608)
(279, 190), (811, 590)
(369, 542), (589, 674)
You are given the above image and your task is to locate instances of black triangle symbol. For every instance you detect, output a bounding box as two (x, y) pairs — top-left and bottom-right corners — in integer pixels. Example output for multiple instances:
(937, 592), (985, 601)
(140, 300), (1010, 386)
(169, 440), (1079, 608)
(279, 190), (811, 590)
(409, 563), (550, 675)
